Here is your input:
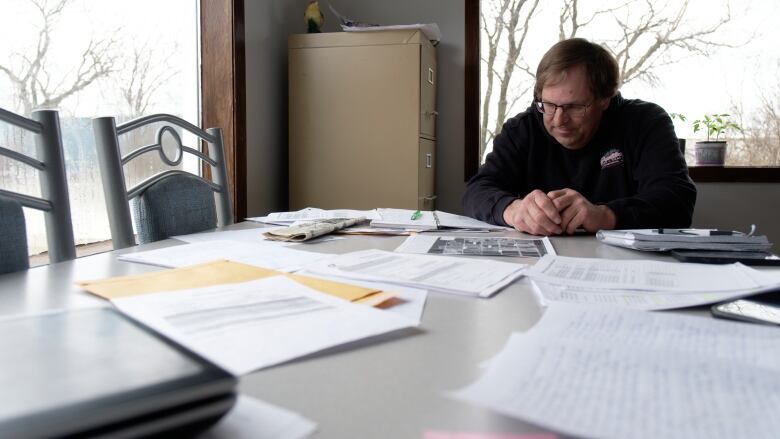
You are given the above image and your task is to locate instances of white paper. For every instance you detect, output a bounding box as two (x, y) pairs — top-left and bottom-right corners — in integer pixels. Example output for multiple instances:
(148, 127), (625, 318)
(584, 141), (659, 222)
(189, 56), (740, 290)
(117, 240), (330, 272)
(175, 228), (343, 246)
(530, 280), (769, 310)
(301, 249), (526, 298)
(370, 209), (505, 231)
(451, 303), (780, 439)
(295, 273), (428, 324)
(271, 208), (379, 222)
(343, 23), (442, 43)
(174, 228), (286, 245)
(396, 235), (555, 258)
(113, 276), (417, 375)
(199, 395), (316, 439)
(526, 255), (774, 292)
(371, 208), (439, 230)
(433, 210), (510, 230)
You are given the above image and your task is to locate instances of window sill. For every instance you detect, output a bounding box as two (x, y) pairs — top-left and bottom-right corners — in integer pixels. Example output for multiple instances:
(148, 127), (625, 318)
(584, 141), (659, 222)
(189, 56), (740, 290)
(688, 166), (780, 183)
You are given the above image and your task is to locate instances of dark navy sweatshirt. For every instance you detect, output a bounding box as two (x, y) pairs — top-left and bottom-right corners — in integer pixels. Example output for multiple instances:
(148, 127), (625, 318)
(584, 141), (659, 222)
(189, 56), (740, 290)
(463, 93), (697, 229)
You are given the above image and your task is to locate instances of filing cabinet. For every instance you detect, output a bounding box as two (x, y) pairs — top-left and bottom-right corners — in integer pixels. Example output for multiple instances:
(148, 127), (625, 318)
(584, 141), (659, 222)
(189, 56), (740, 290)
(288, 30), (437, 210)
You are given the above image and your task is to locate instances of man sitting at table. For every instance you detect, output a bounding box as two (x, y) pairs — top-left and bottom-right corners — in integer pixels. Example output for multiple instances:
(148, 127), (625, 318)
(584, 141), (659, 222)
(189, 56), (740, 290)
(463, 38), (696, 236)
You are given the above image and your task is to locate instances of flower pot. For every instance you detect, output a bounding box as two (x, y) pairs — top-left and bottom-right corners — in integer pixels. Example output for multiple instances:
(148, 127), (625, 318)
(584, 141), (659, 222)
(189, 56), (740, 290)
(694, 141), (727, 166)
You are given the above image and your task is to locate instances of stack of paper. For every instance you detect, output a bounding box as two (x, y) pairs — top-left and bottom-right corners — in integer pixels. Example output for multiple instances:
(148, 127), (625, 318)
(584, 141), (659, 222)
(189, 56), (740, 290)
(597, 228), (771, 251)
(525, 255), (780, 310)
(451, 303), (780, 439)
(299, 249), (526, 298)
(248, 208), (380, 226)
(250, 208), (506, 233)
(370, 208), (505, 232)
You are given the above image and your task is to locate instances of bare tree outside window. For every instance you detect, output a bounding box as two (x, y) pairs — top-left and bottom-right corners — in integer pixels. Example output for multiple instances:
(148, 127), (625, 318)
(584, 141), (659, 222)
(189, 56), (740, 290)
(0, 0), (198, 259)
(479, 0), (779, 166)
(0, 0), (118, 116)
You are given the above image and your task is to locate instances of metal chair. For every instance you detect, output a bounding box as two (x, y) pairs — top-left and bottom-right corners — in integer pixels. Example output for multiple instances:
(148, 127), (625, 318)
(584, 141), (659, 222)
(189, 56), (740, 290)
(93, 114), (233, 249)
(0, 108), (76, 273)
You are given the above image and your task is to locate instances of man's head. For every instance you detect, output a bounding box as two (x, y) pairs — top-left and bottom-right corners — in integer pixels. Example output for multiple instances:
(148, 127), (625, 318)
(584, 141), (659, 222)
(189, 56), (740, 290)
(534, 38), (620, 150)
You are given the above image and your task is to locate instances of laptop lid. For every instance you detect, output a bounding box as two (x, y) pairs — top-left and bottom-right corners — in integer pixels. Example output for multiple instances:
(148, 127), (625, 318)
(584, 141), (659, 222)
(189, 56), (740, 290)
(0, 307), (237, 438)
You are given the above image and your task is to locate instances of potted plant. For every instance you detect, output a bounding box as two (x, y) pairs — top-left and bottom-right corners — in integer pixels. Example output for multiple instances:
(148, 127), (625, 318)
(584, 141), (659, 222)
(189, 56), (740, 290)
(691, 113), (742, 166)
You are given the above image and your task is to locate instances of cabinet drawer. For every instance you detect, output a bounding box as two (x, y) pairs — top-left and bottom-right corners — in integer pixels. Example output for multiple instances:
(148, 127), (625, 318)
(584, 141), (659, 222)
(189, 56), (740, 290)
(419, 44), (437, 139)
(418, 138), (435, 210)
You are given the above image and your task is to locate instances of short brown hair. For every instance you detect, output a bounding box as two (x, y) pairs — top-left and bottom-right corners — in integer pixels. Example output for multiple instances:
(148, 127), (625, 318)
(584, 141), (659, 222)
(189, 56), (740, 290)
(534, 38), (620, 100)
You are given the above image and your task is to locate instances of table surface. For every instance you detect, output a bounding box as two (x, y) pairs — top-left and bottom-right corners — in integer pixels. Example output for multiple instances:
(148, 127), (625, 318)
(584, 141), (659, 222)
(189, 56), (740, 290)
(0, 223), (744, 438)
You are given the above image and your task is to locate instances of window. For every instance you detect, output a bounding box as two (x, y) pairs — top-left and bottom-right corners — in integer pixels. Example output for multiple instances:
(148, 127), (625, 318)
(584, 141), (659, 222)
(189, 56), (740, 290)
(1, 0), (245, 264)
(466, 0), (780, 181)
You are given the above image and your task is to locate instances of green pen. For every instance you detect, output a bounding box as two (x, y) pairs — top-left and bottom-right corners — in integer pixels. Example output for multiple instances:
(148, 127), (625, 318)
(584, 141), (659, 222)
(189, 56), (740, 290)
(410, 210), (422, 220)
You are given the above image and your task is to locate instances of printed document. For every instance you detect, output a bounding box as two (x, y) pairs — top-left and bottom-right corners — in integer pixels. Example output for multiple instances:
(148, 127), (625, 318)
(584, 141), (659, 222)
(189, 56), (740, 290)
(117, 240), (330, 272)
(300, 249), (526, 297)
(526, 255), (777, 292)
(451, 303), (780, 439)
(113, 276), (417, 375)
(396, 236), (555, 257)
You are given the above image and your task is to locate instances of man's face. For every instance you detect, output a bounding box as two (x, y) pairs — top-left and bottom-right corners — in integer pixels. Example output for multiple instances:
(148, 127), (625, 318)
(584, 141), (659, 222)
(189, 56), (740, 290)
(540, 64), (610, 150)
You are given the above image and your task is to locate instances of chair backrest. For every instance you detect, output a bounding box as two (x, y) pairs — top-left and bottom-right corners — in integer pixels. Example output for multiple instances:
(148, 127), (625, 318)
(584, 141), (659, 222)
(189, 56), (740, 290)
(0, 108), (76, 269)
(93, 114), (233, 249)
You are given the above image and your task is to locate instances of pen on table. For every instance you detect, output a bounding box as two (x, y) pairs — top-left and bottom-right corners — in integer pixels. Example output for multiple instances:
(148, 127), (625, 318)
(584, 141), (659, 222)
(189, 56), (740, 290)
(410, 210), (422, 220)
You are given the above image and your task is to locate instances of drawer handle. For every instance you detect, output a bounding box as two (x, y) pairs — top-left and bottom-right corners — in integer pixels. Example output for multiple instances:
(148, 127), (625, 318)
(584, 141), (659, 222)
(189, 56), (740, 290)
(426, 153), (433, 168)
(428, 67), (435, 84)
(424, 110), (439, 118)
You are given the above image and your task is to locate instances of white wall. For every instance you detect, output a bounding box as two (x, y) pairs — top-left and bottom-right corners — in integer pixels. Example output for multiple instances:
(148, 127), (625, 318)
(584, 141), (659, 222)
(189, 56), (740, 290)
(243, 1), (780, 245)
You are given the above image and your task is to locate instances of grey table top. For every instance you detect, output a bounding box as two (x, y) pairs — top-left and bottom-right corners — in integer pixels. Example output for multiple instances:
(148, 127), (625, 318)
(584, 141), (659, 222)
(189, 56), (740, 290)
(0, 223), (717, 438)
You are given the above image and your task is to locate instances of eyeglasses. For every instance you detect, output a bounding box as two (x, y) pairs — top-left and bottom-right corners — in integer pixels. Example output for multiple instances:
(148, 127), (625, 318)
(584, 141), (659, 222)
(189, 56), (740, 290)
(534, 100), (592, 117)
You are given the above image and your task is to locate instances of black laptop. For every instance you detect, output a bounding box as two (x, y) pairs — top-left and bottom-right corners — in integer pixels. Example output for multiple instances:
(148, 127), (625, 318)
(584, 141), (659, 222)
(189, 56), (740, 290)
(0, 307), (237, 438)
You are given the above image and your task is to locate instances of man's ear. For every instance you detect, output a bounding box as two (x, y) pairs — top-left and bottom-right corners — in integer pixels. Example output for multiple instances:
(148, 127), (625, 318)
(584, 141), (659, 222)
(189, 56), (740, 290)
(598, 97), (611, 110)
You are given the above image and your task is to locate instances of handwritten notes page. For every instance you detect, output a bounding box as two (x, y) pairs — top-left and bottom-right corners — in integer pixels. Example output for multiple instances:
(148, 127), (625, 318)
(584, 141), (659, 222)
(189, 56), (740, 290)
(451, 303), (780, 439)
(526, 255), (777, 292)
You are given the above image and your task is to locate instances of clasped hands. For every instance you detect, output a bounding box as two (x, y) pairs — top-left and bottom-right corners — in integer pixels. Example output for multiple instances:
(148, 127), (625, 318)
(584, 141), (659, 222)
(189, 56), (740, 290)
(502, 188), (616, 236)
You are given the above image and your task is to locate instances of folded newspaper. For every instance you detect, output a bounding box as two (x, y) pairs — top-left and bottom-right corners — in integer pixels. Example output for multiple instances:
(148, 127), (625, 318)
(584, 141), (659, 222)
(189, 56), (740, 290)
(596, 227), (772, 251)
(263, 217), (367, 242)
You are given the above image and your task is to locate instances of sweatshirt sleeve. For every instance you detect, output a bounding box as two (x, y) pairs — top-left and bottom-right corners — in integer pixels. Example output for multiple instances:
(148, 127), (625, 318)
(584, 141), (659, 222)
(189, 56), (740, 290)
(462, 117), (531, 226)
(605, 109), (697, 228)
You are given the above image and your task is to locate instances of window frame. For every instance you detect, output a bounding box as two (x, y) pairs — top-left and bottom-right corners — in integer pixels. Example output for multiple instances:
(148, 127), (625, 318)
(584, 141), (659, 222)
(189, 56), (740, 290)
(201, 0), (247, 219)
(463, 0), (780, 183)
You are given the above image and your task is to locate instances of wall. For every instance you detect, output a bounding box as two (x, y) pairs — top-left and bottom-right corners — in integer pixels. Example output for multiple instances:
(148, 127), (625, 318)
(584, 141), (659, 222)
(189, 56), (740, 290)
(243, 1), (780, 245)
(244, 0), (466, 216)
(694, 183), (780, 244)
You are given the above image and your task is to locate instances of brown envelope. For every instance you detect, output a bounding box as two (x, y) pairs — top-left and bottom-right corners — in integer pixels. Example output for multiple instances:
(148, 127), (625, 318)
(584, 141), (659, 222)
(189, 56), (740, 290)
(77, 259), (395, 306)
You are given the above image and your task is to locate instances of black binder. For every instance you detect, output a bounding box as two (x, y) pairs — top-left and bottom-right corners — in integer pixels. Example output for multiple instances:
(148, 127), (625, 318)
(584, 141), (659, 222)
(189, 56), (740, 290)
(0, 307), (237, 438)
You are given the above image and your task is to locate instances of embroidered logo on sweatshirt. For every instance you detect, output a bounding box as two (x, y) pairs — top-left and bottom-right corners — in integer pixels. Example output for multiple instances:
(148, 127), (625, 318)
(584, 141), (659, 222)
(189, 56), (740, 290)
(600, 149), (624, 169)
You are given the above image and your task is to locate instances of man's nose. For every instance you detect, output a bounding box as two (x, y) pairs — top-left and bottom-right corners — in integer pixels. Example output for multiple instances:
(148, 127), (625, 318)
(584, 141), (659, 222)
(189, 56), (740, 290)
(552, 106), (568, 125)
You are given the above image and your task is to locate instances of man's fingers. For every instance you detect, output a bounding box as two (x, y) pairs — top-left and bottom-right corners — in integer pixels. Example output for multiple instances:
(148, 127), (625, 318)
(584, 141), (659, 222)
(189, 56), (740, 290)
(566, 208), (588, 234)
(526, 202), (562, 235)
(547, 189), (568, 199)
(530, 192), (561, 225)
(559, 204), (578, 233)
